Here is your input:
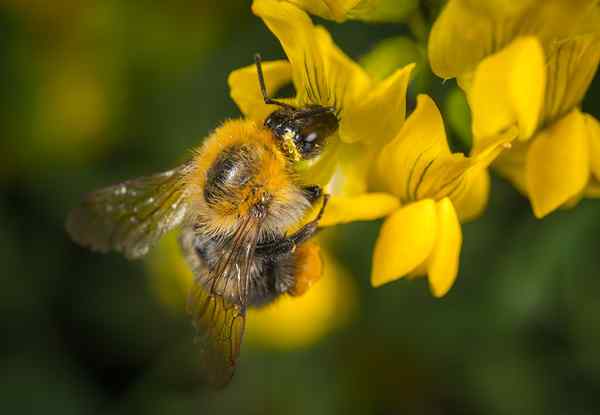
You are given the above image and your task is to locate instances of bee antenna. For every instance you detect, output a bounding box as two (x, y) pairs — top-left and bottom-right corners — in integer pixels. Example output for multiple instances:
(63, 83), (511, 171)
(254, 53), (296, 110)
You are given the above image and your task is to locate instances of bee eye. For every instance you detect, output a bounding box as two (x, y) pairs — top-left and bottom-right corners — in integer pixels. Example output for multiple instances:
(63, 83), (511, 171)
(305, 132), (318, 143)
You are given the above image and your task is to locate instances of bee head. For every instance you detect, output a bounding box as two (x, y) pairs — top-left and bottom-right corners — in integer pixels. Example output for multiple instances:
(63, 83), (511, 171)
(265, 105), (338, 162)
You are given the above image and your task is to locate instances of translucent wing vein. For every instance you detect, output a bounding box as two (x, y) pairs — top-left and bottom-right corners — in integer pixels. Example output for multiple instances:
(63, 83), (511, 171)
(66, 162), (192, 259)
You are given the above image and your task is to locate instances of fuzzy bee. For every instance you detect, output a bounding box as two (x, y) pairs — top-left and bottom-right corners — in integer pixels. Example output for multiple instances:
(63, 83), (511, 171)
(66, 55), (338, 387)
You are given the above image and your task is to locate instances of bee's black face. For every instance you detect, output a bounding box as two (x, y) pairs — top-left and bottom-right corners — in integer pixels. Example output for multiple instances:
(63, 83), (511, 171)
(265, 105), (338, 160)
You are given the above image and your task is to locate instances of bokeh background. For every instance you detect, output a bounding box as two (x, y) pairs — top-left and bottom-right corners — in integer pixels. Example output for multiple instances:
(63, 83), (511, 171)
(2, 1), (600, 414)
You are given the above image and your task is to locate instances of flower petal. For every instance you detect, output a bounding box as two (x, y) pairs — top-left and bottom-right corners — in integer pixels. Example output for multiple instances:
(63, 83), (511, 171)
(585, 113), (600, 182)
(428, 0), (495, 79)
(300, 136), (381, 205)
(469, 36), (546, 141)
(228, 60), (292, 122)
(286, 0), (360, 22)
(542, 35), (600, 126)
(371, 199), (437, 287)
(526, 109), (590, 218)
(319, 193), (400, 227)
(376, 94), (451, 200)
(287, 0), (418, 22)
(253, 0), (370, 113)
(452, 168), (490, 222)
(340, 63), (414, 145)
(326, 140), (375, 195)
(491, 139), (530, 195)
(377, 94), (513, 211)
(427, 198), (462, 298)
(429, 0), (600, 80)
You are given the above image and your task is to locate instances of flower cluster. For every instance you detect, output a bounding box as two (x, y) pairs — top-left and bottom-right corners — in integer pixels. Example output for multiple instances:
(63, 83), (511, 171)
(153, 0), (599, 346)
(229, 0), (522, 299)
(429, 0), (600, 217)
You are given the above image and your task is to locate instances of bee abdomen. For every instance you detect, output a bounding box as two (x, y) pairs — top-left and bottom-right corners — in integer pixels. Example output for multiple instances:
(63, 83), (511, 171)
(180, 230), (296, 308)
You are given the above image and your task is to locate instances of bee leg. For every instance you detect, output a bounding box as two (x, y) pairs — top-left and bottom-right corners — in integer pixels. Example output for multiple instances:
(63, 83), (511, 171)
(254, 53), (296, 110)
(287, 242), (322, 297)
(256, 194), (329, 256)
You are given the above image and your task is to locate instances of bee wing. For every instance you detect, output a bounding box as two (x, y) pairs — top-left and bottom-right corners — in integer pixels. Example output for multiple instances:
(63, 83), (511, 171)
(187, 283), (246, 388)
(185, 214), (262, 388)
(66, 162), (193, 259)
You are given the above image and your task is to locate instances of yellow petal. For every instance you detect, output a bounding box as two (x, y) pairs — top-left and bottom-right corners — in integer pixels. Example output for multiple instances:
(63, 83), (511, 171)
(469, 36), (546, 141)
(327, 140), (375, 195)
(452, 168), (490, 222)
(562, 191), (585, 210)
(340, 63), (414, 145)
(526, 109), (590, 218)
(298, 133), (379, 200)
(298, 135), (376, 198)
(491, 139), (530, 196)
(228, 60), (292, 122)
(585, 113), (600, 182)
(286, 0), (359, 22)
(542, 35), (600, 125)
(427, 198), (462, 297)
(253, 0), (370, 112)
(377, 94), (451, 200)
(319, 193), (400, 227)
(377, 95), (514, 208)
(287, 0), (417, 22)
(377, 93), (507, 205)
(429, 0), (600, 80)
(371, 199), (437, 287)
(428, 0), (493, 79)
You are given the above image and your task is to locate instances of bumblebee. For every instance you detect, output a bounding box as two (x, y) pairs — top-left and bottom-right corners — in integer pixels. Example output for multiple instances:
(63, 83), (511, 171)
(66, 55), (338, 387)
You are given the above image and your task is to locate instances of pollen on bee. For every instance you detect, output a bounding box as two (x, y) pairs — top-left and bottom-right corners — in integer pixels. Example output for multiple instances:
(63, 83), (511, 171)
(281, 130), (301, 162)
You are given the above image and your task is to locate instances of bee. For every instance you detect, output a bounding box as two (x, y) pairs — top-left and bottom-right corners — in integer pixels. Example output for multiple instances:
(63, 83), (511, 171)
(66, 54), (338, 387)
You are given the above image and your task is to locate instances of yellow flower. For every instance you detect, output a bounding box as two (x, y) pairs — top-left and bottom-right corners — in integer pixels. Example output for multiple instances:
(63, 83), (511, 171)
(230, 0), (513, 297)
(429, 0), (600, 217)
(370, 95), (512, 297)
(146, 233), (355, 349)
(280, 0), (417, 22)
(229, 0), (413, 224)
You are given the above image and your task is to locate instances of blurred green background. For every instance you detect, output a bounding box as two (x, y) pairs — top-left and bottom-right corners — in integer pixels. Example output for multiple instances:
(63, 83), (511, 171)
(2, 1), (600, 414)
